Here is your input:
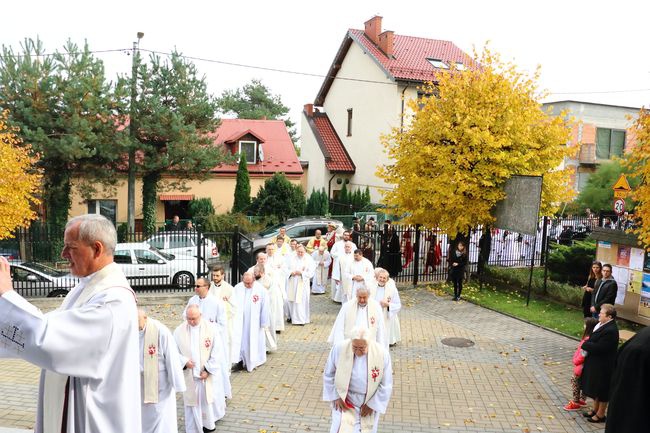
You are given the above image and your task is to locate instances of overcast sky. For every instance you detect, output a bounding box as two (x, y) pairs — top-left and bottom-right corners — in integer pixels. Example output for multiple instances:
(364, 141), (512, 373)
(2, 0), (649, 135)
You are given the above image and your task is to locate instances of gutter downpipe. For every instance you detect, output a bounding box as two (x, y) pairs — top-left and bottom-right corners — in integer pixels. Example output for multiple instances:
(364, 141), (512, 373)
(400, 83), (410, 133)
(328, 172), (337, 203)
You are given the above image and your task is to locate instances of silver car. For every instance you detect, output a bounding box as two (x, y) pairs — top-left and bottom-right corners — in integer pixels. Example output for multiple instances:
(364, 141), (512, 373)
(10, 262), (78, 297)
(114, 243), (208, 289)
(250, 217), (344, 256)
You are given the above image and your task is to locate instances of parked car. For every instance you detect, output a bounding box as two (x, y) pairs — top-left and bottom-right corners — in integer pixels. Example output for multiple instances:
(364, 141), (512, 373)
(0, 247), (20, 261)
(10, 261), (78, 297)
(145, 232), (220, 266)
(113, 243), (208, 289)
(250, 217), (344, 255)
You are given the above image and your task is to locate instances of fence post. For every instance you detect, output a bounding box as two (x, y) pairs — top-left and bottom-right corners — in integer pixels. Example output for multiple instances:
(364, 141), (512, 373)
(540, 216), (549, 265)
(231, 227), (240, 284)
(413, 224), (421, 286)
(196, 230), (203, 279)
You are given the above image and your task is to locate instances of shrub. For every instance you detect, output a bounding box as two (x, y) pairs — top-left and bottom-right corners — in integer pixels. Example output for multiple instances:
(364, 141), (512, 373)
(204, 212), (268, 234)
(546, 239), (596, 285)
(484, 266), (583, 307)
(188, 197), (216, 227)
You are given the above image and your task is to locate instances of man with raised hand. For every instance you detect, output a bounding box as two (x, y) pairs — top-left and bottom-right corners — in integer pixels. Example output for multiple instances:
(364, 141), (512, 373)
(0, 214), (140, 433)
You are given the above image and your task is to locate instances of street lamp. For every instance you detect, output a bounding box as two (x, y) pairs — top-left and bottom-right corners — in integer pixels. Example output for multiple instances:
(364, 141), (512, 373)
(127, 32), (144, 235)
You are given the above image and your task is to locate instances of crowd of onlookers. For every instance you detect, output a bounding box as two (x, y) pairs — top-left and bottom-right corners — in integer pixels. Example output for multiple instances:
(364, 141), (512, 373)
(562, 260), (647, 432)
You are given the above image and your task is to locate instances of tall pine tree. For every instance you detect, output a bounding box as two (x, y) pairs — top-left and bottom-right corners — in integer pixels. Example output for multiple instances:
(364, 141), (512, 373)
(232, 151), (251, 213)
(121, 51), (230, 234)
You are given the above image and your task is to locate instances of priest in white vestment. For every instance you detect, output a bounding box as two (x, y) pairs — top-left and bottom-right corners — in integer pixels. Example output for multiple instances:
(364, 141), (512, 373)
(311, 246), (332, 294)
(346, 250), (375, 301)
(373, 268), (401, 346)
(0, 214), (141, 433)
(330, 232), (357, 302)
(184, 278), (226, 332)
(230, 272), (271, 371)
(209, 266), (235, 365)
(328, 286), (386, 349)
(332, 242), (355, 303)
(284, 245), (316, 325)
(323, 327), (393, 433)
(138, 309), (186, 433)
(266, 244), (287, 333)
(251, 264), (279, 351)
(174, 305), (228, 433)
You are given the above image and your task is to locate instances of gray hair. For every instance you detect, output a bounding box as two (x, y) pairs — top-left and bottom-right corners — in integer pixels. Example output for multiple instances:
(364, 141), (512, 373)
(66, 214), (117, 255)
(375, 267), (389, 278)
(349, 326), (370, 342)
(257, 252), (268, 260)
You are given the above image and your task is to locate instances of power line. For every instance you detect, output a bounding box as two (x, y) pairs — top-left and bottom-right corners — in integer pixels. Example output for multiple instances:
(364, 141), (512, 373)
(1, 46), (649, 97)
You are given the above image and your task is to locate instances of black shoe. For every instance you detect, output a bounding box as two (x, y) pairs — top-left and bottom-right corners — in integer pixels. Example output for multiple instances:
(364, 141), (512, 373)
(587, 415), (606, 423)
(203, 427), (216, 433)
(287, 317), (292, 323)
(276, 330), (281, 334)
(231, 361), (244, 372)
(583, 411), (596, 418)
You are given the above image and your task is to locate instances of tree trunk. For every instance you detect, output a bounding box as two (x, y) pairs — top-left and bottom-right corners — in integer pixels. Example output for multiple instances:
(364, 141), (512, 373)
(142, 171), (160, 236)
(44, 168), (71, 261)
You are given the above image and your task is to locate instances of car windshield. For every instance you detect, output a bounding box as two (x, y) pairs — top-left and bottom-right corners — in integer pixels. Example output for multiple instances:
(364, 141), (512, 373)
(258, 223), (285, 237)
(149, 245), (174, 260)
(21, 262), (68, 277)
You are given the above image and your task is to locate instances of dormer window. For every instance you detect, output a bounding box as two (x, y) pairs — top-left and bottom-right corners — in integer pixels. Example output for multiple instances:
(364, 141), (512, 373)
(427, 58), (449, 69)
(455, 62), (466, 71)
(238, 140), (257, 164)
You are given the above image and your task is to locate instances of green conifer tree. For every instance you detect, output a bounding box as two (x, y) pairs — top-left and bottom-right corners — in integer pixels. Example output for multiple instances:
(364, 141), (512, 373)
(233, 152), (252, 213)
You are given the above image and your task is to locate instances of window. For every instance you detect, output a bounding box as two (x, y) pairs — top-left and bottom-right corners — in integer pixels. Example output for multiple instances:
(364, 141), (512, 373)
(577, 172), (591, 192)
(238, 141), (257, 164)
(347, 108), (353, 137)
(596, 128), (626, 159)
(454, 62), (466, 71)
(306, 225), (327, 237)
(114, 250), (133, 264)
(427, 58), (449, 69)
(134, 249), (162, 264)
(12, 268), (44, 282)
(286, 226), (306, 239)
(87, 200), (117, 226)
(168, 235), (193, 249)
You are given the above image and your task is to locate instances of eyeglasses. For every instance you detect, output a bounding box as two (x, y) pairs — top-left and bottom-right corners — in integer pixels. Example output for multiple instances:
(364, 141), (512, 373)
(194, 284), (207, 288)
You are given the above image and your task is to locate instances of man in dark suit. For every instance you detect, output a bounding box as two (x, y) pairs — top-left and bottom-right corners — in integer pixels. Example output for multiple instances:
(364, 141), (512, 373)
(591, 264), (617, 318)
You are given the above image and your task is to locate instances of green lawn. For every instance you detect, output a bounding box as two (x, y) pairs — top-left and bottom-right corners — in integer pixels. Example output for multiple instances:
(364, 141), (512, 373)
(431, 282), (585, 338)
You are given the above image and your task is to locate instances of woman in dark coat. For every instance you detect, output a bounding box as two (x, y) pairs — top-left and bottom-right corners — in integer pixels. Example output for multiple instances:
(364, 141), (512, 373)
(582, 261), (602, 318)
(605, 326), (650, 433)
(448, 241), (468, 301)
(580, 303), (619, 424)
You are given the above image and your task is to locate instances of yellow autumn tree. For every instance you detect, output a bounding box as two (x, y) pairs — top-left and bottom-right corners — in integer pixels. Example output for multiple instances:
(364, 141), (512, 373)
(378, 48), (575, 236)
(0, 110), (41, 239)
(627, 107), (650, 247)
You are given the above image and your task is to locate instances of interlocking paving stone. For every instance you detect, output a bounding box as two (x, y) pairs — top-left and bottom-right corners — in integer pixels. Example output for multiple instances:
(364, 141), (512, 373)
(0, 287), (604, 432)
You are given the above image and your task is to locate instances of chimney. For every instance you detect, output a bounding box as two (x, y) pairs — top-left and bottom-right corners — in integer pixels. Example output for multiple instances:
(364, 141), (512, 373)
(378, 30), (394, 57)
(364, 16), (382, 45)
(304, 103), (314, 118)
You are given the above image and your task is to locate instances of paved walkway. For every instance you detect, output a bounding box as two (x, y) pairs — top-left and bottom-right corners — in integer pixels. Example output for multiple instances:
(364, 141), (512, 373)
(0, 287), (605, 433)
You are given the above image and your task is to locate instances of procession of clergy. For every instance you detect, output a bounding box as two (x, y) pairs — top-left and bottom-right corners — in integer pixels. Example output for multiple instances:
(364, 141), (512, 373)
(0, 215), (396, 433)
(141, 226), (399, 433)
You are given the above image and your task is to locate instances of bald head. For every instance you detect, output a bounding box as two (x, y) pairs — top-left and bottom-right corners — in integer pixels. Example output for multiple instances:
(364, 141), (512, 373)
(186, 304), (201, 327)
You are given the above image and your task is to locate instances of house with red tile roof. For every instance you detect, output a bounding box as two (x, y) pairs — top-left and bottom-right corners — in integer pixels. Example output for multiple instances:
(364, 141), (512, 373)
(69, 118), (303, 225)
(301, 16), (472, 202)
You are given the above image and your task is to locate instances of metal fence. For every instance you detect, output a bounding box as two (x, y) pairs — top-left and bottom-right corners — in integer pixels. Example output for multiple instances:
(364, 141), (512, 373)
(1, 227), (252, 298)
(0, 214), (617, 297)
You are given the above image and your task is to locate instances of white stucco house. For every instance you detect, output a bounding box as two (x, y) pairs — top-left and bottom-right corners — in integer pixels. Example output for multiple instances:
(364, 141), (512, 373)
(301, 16), (472, 202)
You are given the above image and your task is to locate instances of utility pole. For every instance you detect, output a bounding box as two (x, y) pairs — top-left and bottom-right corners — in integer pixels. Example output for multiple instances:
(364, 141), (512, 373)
(127, 32), (144, 235)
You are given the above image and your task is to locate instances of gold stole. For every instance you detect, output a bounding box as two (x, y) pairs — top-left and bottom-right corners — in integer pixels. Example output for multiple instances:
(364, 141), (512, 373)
(176, 320), (214, 406)
(334, 341), (384, 433)
(43, 263), (133, 433)
(143, 318), (160, 403)
(344, 300), (382, 342)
